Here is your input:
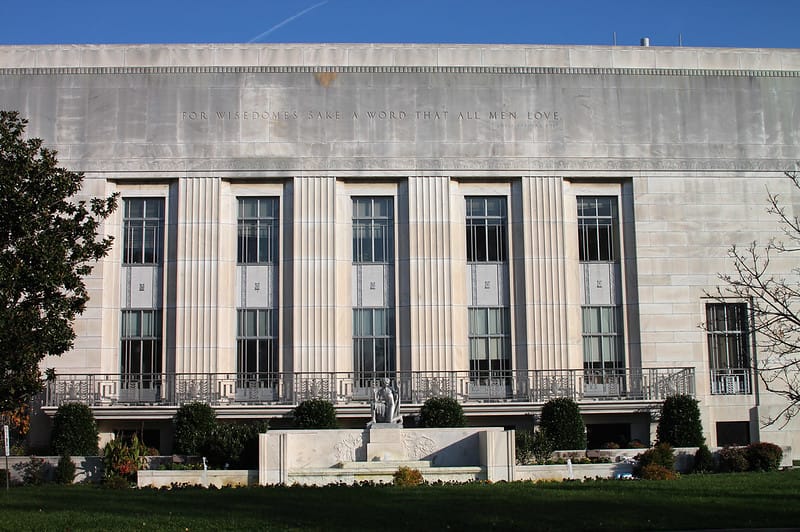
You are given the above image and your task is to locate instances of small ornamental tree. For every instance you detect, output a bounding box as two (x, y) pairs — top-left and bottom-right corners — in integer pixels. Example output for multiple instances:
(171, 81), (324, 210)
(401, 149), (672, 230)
(656, 395), (704, 447)
(173, 402), (217, 455)
(539, 398), (586, 450)
(0, 111), (118, 410)
(51, 402), (99, 455)
(419, 397), (465, 428)
(292, 399), (338, 429)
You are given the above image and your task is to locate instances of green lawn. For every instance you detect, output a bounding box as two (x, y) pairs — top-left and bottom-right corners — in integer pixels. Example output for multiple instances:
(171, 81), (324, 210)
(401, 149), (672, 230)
(1, 470), (798, 531)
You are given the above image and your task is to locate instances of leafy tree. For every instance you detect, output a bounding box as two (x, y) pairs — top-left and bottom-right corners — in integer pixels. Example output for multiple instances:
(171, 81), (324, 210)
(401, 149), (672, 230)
(656, 395), (704, 447)
(539, 398), (586, 450)
(712, 169), (800, 425)
(0, 111), (117, 410)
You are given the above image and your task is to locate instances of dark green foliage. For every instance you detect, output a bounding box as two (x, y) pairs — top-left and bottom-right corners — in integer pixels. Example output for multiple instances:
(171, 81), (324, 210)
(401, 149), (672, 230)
(51, 403), (99, 455)
(539, 398), (586, 450)
(54, 455), (76, 485)
(746, 442), (783, 472)
(656, 395), (704, 447)
(173, 402), (217, 455)
(636, 443), (675, 476)
(515, 429), (553, 464)
(693, 444), (715, 473)
(292, 399), (338, 429)
(0, 111), (118, 410)
(204, 420), (269, 468)
(419, 397), (465, 428)
(515, 429), (535, 464)
(718, 446), (749, 473)
(173, 403), (267, 466)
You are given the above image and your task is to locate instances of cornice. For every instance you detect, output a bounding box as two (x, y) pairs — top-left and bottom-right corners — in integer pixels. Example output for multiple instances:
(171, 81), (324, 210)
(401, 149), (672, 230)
(2, 65), (800, 77)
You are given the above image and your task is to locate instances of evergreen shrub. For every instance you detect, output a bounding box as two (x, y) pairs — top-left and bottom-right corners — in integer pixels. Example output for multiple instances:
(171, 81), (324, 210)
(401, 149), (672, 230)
(204, 420), (269, 468)
(419, 397), (465, 428)
(293, 399), (338, 429)
(173, 402), (217, 455)
(656, 395), (704, 447)
(54, 455), (76, 484)
(515, 429), (535, 464)
(51, 403), (99, 456)
(746, 442), (783, 472)
(693, 444), (715, 473)
(539, 398), (586, 450)
(718, 446), (749, 472)
(636, 443), (675, 476)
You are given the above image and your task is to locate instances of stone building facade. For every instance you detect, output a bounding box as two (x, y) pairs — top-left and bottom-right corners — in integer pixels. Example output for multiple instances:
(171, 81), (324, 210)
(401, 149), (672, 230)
(1, 43), (799, 453)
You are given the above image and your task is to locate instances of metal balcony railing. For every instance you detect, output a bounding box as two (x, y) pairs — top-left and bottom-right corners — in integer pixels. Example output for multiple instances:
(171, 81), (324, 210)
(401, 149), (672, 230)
(43, 367), (695, 408)
(710, 368), (753, 395)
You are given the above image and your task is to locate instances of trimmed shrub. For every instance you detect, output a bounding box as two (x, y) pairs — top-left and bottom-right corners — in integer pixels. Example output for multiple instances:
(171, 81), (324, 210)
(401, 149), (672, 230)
(393, 466), (424, 487)
(636, 443), (675, 476)
(516, 429), (554, 465)
(419, 397), (465, 428)
(656, 395), (704, 447)
(746, 442), (783, 472)
(515, 429), (535, 464)
(539, 398), (586, 450)
(173, 402), (217, 455)
(531, 431), (555, 464)
(693, 444), (715, 473)
(293, 399), (338, 429)
(204, 420), (269, 468)
(54, 455), (76, 485)
(718, 446), (749, 473)
(51, 403), (99, 456)
(640, 464), (678, 480)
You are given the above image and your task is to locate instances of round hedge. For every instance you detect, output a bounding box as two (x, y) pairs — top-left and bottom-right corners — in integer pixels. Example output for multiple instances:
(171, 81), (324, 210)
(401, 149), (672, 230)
(173, 402), (217, 455)
(419, 397), (465, 428)
(51, 402), (99, 455)
(539, 398), (586, 450)
(293, 398), (338, 429)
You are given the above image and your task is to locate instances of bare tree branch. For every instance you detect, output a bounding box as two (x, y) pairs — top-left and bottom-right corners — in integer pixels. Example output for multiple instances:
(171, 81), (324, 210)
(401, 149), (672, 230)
(707, 168), (800, 427)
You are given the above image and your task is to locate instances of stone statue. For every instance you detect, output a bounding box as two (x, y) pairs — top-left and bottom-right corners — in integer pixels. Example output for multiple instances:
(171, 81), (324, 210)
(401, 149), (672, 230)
(371, 378), (402, 425)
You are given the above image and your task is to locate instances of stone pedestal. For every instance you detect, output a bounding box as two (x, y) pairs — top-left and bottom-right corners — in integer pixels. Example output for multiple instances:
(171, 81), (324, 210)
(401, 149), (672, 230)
(366, 425), (406, 461)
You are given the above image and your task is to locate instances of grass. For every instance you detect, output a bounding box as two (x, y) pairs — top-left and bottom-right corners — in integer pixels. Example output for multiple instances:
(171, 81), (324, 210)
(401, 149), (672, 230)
(0, 470), (799, 531)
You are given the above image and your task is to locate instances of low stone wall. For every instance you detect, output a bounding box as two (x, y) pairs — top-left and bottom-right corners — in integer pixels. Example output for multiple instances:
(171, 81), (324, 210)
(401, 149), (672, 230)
(137, 469), (257, 488)
(516, 462), (635, 481)
(0, 456), (103, 483)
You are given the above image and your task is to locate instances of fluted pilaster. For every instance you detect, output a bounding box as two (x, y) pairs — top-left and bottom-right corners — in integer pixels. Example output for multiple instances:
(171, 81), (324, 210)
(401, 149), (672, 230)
(518, 176), (572, 370)
(291, 176), (337, 372)
(402, 176), (464, 372)
(173, 177), (222, 374)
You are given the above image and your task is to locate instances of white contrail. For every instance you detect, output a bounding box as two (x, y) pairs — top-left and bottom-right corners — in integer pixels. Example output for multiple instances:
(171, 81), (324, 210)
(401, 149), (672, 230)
(247, 1), (329, 43)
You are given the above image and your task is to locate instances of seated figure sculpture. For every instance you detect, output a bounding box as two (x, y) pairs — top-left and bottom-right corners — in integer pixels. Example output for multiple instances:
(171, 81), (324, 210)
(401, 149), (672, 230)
(371, 378), (402, 425)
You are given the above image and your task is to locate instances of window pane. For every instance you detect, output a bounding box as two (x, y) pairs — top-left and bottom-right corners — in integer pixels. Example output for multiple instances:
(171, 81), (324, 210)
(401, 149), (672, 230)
(127, 200), (144, 218)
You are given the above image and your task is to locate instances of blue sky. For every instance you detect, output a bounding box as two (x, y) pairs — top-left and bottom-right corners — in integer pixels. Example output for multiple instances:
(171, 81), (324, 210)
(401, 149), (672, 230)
(3, 0), (799, 48)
